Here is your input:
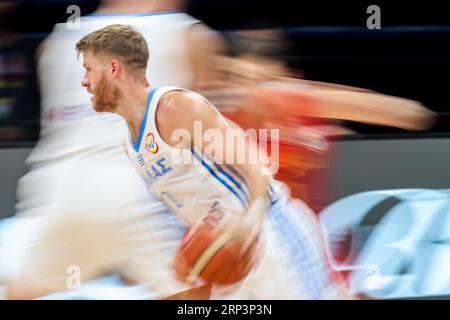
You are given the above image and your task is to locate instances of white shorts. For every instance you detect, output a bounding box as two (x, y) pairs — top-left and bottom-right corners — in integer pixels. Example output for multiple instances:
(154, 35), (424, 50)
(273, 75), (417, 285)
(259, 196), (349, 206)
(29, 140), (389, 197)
(2, 156), (189, 299)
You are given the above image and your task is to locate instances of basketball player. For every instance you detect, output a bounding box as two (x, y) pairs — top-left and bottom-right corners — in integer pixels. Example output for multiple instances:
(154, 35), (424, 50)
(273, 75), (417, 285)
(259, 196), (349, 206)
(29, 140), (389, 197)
(4, 0), (340, 300)
(76, 24), (349, 299)
(194, 30), (435, 210)
(3, 1), (225, 300)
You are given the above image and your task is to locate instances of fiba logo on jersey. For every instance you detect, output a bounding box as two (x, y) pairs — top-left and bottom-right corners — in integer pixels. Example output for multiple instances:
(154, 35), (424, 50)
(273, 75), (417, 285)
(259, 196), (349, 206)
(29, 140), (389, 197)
(145, 133), (159, 154)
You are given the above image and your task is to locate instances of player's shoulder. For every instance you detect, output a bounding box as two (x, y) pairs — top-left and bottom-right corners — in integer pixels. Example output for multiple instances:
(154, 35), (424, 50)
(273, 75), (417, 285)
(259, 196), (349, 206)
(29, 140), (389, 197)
(158, 89), (207, 118)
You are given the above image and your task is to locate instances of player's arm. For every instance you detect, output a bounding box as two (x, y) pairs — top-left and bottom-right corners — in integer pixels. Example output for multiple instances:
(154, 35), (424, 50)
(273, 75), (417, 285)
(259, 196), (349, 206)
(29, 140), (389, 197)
(308, 86), (436, 131)
(157, 90), (270, 225)
(253, 76), (436, 131)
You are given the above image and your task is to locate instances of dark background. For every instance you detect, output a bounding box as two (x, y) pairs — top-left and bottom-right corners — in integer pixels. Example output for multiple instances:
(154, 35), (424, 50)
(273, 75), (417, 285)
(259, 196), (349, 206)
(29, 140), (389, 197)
(1, 0), (449, 143)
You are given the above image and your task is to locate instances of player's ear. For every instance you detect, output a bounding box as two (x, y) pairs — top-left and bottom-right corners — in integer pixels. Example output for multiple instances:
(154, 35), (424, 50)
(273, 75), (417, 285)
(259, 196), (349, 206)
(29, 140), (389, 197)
(110, 59), (121, 78)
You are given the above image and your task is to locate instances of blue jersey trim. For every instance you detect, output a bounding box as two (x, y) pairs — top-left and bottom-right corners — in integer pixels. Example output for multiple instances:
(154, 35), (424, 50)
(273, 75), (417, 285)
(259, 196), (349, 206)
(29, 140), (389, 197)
(224, 164), (252, 199)
(190, 149), (246, 207)
(227, 161), (278, 206)
(224, 164), (248, 186)
(133, 88), (157, 152)
(200, 152), (250, 204)
(212, 163), (250, 204)
(200, 153), (250, 204)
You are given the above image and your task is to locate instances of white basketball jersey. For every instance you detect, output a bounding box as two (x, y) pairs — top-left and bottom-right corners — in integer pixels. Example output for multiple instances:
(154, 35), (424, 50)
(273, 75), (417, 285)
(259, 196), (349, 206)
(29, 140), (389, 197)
(125, 86), (253, 225)
(125, 86), (287, 224)
(30, 12), (200, 165)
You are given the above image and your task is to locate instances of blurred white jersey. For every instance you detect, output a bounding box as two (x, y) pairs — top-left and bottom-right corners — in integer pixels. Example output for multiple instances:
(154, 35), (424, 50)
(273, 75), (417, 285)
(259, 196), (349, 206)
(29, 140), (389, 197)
(6, 12), (341, 300)
(125, 86), (250, 226)
(123, 86), (316, 299)
(30, 12), (200, 165)
(125, 86), (287, 224)
(9, 12), (203, 298)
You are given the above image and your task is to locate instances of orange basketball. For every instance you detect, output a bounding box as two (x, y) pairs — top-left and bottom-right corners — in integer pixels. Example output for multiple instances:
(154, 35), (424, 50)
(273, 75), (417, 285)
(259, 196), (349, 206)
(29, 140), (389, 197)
(173, 219), (262, 287)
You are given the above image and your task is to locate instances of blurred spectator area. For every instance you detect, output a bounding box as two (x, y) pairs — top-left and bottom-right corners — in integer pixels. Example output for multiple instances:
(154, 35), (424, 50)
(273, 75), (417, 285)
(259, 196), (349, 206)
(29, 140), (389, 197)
(0, 0), (449, 145)
(0, 0), (99, 145)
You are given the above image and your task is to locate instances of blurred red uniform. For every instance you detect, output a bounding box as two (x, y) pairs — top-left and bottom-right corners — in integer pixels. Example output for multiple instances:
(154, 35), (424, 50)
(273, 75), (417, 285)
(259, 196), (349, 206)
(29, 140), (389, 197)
(222, 86), (335, 213)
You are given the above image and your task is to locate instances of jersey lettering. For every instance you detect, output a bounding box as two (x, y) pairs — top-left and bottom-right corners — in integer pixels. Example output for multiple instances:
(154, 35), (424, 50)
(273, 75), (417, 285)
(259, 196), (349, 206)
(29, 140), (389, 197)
(143, 157), (173, 186)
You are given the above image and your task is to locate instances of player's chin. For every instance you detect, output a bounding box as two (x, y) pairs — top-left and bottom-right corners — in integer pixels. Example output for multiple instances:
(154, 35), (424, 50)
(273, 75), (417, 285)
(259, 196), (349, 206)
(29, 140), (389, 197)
(91, 99), (104, 112)
(91, 103), (101, 112)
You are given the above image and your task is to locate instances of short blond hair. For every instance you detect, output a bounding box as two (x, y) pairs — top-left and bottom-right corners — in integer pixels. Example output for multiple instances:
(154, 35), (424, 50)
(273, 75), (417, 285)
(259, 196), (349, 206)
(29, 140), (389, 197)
(76, 24), (149, 73)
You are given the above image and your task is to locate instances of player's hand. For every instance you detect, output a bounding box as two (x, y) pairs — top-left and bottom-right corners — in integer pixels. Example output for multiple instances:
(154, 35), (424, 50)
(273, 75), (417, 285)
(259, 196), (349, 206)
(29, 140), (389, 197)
(172, 198), (268, 288)
(235, 196), (268, 253)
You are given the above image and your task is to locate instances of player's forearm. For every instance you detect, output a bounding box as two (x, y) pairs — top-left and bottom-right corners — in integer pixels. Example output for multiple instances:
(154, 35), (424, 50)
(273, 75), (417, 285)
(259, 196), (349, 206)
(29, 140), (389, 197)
(310, 90), (435, 131)
(223, 117), (271, 206)
(235, 163), (270, 241)
(243, 163), (270, 204)
(234, 138), (271, 229)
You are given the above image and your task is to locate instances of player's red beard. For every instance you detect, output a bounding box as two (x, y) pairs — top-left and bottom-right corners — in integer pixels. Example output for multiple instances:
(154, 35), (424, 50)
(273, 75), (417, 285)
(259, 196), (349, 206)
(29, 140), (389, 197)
(91, 73), (121, 112)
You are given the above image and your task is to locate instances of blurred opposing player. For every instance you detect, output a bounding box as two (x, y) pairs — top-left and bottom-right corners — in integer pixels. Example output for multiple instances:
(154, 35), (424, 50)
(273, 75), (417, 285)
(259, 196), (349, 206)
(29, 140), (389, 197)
(3, 1), (223, 299)
(195, 30), (436, 211)
(76, 25), (349, 299)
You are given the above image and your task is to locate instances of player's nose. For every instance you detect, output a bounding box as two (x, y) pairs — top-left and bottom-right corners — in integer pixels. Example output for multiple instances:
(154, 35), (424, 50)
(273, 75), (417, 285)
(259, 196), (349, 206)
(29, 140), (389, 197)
(81, 76), (89, 88)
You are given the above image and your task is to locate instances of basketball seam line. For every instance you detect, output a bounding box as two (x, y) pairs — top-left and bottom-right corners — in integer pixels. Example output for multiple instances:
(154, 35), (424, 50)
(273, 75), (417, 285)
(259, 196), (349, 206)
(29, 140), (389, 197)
(186, 227), (238, 285)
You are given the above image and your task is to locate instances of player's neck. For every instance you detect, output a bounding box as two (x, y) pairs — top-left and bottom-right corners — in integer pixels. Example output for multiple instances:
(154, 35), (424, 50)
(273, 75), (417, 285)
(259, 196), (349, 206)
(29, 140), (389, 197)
(115, 84), (152, 145)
